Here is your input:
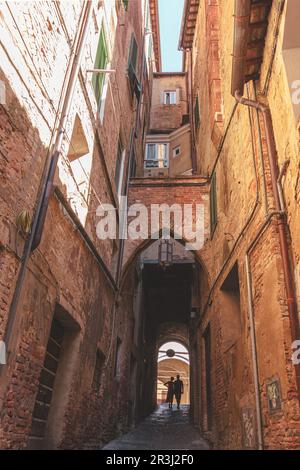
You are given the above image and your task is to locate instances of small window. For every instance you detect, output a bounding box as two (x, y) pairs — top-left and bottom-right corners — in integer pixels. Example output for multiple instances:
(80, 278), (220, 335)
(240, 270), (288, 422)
(122, 0), (129, 10)
(92, 350), (105, 392)
(145, 143), (168, 168)
(114, 337), (122, 379)
(194, 95), (200, 129)
(173, 146), (181, 158)
(164, 91), (176, 105)
(210, 172), (217, 235)
(92, 26), (108, 107)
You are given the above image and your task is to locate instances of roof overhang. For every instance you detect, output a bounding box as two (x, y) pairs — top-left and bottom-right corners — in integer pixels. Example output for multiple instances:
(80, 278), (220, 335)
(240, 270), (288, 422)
(179, 0), (200, 50)
(149, 0), (162, 72)
(231, 0), (272, 96)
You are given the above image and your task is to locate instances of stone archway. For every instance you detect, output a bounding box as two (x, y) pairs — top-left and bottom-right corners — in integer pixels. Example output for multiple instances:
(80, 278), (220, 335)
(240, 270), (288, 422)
(118, 232), (211, 423)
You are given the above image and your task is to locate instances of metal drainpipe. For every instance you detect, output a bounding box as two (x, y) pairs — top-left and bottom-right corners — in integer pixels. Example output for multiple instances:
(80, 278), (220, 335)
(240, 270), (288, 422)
(245, 253), (263, 450)
(31, 1), (93, 250)
(253, 82), (269, 217)
(235, 91), (300, 399)
(245, 209), (286, 451)
(0, 2), (93, 373)
(231, 1), (299, 450)
(277, 159), (290, 213)
(188, 49), (197, 174)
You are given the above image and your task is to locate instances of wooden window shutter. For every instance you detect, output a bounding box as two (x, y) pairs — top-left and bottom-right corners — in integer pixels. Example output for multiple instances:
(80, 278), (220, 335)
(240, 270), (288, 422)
(92, 27), (108, 106)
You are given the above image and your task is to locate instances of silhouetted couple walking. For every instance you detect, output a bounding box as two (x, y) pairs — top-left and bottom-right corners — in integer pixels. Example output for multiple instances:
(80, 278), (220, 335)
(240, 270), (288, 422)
(164, 375), (184, 409)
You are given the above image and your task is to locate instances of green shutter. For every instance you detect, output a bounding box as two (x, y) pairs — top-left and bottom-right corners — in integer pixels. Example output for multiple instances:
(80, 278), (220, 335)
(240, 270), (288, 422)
(210, 173), (217, 234)
(127, 34), (141, 100)
(128, 34), (138, 72)
(92, 27), (108, 107)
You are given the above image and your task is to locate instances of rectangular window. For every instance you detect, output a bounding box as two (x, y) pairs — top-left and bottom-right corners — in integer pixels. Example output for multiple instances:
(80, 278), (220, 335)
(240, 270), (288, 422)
(210, 172), (217, 235)
(92, 26), (108, 107)
(92, 350), (105, 392)
(164, 91), (177, 105)
(173, 145), (181, 158)
(145, 143), (168, 168)
(194, 95), (200, 129)
(114, 337), (122, 379)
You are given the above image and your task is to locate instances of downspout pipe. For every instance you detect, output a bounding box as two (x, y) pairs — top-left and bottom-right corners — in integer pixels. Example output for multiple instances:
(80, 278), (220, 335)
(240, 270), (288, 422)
(31, 1), (93, 250)
(232, 0), (300, 407)
(188, 49), (197, 174)
(245, 253), (264, 450)
(0, 2), (93, 366)
(231, 0), (251, 97)
(234, 90), (300, 399)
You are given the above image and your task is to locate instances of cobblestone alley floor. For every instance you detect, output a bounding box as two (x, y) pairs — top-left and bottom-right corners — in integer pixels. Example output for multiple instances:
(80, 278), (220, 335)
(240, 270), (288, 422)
(102, 405), (209, 450)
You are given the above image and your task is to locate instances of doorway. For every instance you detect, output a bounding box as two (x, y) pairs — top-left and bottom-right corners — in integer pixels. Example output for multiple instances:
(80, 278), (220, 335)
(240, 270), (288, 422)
(27, 318), (65, 449)
(27, 304), (80, 449)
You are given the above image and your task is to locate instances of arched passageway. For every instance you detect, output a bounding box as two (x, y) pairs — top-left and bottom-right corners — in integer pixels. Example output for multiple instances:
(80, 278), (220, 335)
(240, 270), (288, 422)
(119, 237), (210, 428)
(157, 342), (190, 405)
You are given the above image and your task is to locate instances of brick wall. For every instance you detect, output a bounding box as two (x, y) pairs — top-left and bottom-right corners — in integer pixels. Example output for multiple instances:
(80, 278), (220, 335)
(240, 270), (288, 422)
(0, 0), (149, 449)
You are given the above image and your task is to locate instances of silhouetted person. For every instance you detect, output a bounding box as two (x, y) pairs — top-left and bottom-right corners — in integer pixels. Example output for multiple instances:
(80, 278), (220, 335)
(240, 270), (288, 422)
(164, 376), (174, 409)
(173, 374), (184, 409)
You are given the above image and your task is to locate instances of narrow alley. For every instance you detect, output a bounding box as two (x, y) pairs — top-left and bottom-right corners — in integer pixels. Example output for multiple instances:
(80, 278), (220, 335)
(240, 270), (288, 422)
(0, 0), (300, 452)
(103, 405), (209, 450)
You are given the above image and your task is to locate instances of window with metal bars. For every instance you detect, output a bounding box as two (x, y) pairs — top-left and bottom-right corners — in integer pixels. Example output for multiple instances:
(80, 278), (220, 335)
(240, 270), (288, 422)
(210, 172), (217, 235)
(92, 26), (108, 107)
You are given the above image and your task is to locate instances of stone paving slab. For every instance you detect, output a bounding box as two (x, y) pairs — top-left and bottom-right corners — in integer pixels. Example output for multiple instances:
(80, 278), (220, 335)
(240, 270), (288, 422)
(102, 405), (209, 450)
